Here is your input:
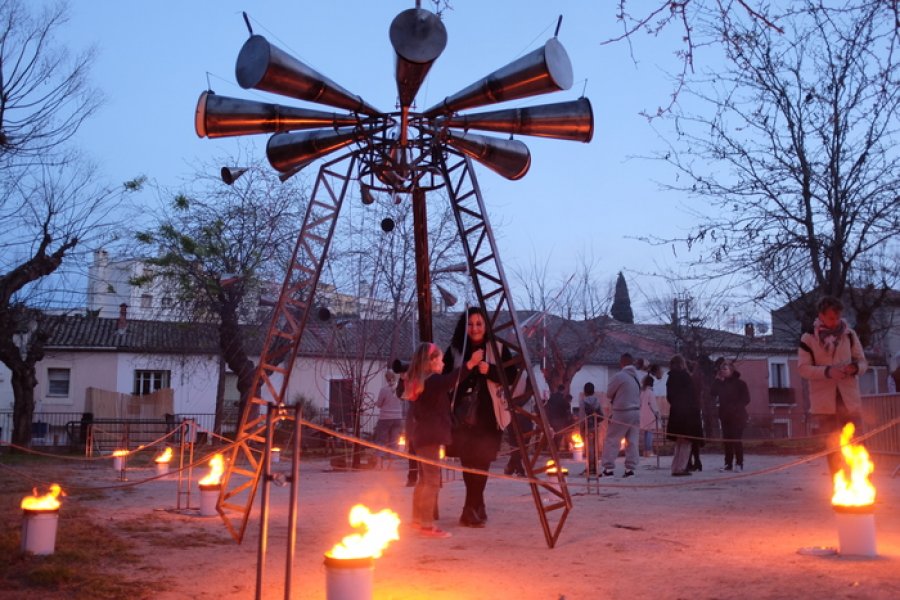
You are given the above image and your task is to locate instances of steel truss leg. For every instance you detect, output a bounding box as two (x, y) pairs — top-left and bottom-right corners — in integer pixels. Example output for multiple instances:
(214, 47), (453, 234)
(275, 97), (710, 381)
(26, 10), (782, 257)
(437, 151), (573, 548)
(217, 152), (357, 545)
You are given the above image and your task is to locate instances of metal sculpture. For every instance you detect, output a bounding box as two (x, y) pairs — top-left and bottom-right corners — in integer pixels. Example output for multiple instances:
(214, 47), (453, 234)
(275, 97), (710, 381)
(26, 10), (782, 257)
(195, 5), (592, 591)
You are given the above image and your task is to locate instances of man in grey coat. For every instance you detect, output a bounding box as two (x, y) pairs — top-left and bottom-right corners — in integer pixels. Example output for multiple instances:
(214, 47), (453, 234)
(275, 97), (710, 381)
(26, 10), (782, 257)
(600, 353), (642, 478)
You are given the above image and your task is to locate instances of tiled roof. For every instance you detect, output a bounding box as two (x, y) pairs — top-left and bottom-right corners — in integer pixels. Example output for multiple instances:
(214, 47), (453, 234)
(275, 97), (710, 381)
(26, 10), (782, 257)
(44, 312), (798, 364)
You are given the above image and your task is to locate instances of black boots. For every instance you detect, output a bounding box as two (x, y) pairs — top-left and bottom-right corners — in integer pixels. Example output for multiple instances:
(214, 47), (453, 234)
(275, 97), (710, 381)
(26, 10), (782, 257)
(459, 506), (486, 528)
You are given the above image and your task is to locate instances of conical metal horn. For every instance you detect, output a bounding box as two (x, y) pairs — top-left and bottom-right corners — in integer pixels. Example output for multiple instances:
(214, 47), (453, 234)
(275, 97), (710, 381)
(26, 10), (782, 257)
(443, 130), (531, 180)
(390, 8), (447, 109)
(423, 37), (573, 117)
(236, 35), (381, 116)
(266, 127), (360, 173)
(220, 167), (248, 185)
(438, 97), (594, 143)
(195, 91), (360, 138)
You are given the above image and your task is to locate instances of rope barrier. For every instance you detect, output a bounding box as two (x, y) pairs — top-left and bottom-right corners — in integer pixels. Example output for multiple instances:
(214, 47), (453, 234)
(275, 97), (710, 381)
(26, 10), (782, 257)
(2, 413), (897, 495)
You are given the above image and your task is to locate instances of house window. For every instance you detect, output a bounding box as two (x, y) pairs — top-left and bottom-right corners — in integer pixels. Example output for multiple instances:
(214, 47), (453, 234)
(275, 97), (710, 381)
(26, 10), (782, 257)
(161, 296), (174, 309)
(769, 359), (789, 388)
(47, 368), (71, 397)
(133, 370), (171, 395)
(140, 293), (153, 309)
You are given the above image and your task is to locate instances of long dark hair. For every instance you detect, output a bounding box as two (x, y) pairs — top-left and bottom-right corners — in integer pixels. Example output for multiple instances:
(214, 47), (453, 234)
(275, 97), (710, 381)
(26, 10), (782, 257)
(449, 306), (489, 352)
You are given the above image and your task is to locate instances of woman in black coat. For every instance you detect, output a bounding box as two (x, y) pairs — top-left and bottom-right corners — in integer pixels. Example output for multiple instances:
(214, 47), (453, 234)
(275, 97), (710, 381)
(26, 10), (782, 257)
(444, 307), (515, 528)
(666, 354), (703, 476)
(710, 362), (750, 472)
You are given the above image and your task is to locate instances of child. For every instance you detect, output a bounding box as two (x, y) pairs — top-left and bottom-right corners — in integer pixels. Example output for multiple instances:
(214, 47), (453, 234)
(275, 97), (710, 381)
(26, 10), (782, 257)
(403, 342), (484, 538)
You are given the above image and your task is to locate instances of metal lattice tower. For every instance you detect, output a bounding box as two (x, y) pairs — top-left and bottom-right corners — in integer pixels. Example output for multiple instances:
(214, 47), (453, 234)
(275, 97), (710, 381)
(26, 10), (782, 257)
(194, 5), (593, 594)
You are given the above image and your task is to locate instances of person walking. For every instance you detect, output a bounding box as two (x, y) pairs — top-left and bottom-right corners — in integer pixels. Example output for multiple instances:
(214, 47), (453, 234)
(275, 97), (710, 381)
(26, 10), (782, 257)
(639, 365), (662, 457)
(444, 307), (515, 528)
(373, 371), (404, 465)
(404, 342), (484, 539)
(546, 384), (572, 452)
(798, 295), (867, 474)
(600, 353), (642, 478)
(710, 361), (750, 472)
(665, 354), (702, 476)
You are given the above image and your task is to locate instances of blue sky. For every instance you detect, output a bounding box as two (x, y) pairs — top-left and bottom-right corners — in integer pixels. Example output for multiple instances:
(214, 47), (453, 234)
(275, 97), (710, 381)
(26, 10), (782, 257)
(56, 1), (733, 323)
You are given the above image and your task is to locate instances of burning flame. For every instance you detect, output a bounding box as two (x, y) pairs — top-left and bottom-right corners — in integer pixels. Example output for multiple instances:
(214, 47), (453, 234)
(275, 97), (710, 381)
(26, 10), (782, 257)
(831, 423), (876, 507)
(112, 449), (129, 457)
(619, 438), (627, 452)
(398, 434), (407, 448)
(545, 459), (568, 475)
(21, 484), (64, 511)
(199, 453), (225, 486)
(571, 432), (584, 449)
(154, 447), (173, 464)
(327, 504), (400, 560)
(439, 445), (446, 460)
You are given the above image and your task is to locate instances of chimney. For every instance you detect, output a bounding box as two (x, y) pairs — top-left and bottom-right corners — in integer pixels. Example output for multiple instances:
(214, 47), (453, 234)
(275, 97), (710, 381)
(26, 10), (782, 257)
(117, 303), (128, 333)
(744, 322), (755, 338)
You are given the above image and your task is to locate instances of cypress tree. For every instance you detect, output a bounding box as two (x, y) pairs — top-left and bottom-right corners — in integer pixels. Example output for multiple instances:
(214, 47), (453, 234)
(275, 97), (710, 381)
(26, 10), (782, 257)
(610, 271), (634, 323)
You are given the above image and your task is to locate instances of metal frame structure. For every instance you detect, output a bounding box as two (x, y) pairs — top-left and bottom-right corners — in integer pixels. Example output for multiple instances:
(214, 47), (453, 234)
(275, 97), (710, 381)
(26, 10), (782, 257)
(194, 6), (594, 597)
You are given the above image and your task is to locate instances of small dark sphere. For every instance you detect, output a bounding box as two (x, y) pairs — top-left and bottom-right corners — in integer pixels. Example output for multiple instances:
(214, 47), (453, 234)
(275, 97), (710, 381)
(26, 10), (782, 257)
(381, 218), (395, 233)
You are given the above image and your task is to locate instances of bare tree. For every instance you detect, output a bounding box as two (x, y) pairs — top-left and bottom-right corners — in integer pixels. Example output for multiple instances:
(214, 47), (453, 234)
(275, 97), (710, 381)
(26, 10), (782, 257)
(645, 1), (900, 342)
(0, 0), (100, 164)
(0, 0), (134, 447)
(514, 250), (612, 393)
(132, 157), (305, 433)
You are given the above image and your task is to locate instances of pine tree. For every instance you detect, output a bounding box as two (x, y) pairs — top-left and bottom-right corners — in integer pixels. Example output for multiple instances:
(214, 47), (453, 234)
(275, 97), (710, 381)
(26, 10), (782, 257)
(610, 272), (634, 323)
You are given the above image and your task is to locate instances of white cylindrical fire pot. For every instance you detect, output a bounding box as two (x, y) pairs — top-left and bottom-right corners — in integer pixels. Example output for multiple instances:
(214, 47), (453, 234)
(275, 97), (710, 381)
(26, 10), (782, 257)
(572, 449), (583, 462)
(113, 455), (125, 472)
(834, 505), (877, 557)
(198, 484), (221, 517)
(155, 461), (170, 477)
(22, 509), (59, 555)
(324, 555), (374, 600)
(271, 448), (281, 464)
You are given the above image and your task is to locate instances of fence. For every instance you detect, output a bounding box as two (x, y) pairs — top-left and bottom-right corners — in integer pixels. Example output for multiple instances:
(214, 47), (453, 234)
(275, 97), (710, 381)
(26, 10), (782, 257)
(862, 393), (900, 460)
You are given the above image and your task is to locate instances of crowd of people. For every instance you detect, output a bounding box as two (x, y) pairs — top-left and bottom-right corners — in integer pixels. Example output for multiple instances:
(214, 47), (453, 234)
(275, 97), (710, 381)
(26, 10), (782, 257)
(368, 295), (868, 539)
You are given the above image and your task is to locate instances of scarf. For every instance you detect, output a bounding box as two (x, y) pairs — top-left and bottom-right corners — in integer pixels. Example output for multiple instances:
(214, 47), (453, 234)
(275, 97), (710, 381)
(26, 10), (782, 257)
(813, 317), (847, 353)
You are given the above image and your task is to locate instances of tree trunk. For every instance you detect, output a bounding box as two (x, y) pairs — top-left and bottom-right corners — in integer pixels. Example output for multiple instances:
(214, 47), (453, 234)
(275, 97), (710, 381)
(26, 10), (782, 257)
(11, 364), (38, 449)
(213, 354), (227, 435)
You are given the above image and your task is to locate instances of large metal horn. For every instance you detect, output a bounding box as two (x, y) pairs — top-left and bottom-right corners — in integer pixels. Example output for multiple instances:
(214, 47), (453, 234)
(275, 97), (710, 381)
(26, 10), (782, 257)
(438, 97), (593, 143)
(195, 91), (360, 138)
(442, 130), (531, 180)
(389, 8), (447, 109)
(423, 37), (573, 117)
(236, 35), (381, 116)
(266, 127), (361, 173)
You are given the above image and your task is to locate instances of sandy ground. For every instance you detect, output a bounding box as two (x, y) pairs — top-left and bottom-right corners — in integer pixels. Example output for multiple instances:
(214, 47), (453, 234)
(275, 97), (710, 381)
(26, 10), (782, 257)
(46, 448), (900, 600)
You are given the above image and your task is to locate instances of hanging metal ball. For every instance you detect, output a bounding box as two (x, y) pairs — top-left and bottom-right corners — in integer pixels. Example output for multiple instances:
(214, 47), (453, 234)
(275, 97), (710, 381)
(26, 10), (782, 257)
(380, 218), (395, 232)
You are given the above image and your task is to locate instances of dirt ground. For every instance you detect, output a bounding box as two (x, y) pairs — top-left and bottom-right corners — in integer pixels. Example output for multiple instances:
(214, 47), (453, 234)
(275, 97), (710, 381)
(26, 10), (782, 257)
(16, 448), (898, 600)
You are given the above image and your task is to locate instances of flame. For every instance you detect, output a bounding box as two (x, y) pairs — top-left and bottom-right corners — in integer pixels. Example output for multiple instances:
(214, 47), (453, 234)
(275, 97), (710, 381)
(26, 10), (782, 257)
(112, 449), (129, 457)
(619, 438), (627, 451)
(398, 434), (407, 448)
(21, 484), (64, 511)
(545, 459), (568, 475)
(199, 453), (225, 486)
(831, 423), (876, 507)
(327, 504), (400, 560)
(154, 447), (173, 464)
(571, 433), (584, 449)
(439, 445), (446, 460)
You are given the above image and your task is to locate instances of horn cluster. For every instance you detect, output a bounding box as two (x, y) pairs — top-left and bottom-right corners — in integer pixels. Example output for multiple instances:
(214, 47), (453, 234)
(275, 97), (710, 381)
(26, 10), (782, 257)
(194, 9), (593, 184)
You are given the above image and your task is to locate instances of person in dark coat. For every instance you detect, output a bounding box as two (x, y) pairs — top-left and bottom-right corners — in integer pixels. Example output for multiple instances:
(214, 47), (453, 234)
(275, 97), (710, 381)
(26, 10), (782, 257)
(444, 307), (515, 528)
(404, 342), (484, 539)
(665, 354), (703, 476)
(710, 361), (751, 472)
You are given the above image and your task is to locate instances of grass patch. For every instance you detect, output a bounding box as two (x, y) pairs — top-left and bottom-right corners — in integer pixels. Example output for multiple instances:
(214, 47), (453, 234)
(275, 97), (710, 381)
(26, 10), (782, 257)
(0, 457), (164, 599)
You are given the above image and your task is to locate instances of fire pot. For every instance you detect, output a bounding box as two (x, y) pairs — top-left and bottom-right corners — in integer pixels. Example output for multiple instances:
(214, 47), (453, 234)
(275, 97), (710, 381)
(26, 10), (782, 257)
(22, 509), (59, 555)
(198, 483), (221, 517)
(834, 505), (877, 557)
(155, 462), (170, 477)
(324, 555), (374, 600)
